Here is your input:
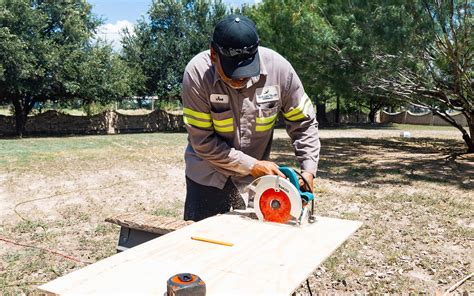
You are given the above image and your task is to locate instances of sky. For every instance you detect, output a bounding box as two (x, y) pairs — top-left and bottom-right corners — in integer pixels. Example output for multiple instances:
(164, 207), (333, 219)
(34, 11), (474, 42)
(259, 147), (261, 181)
(89, 0), (258, 50)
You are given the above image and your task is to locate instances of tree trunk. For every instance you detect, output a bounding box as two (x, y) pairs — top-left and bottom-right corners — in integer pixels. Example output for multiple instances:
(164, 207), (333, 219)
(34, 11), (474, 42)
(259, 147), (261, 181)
(11, 97), (33, 138)
(368, 109), (377, 124)
(335, 95), (340, 124)
(368, 97), (376, 124)
(466, 111), (474, 153)
(436, 110), (474, 153)
(316, 103), (328, 124)
(314, 96), (328, 124)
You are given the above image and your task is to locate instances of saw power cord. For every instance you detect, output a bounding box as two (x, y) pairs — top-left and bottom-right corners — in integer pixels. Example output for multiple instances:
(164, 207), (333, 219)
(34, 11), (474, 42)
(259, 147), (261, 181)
(306, 278), (313, 295)
(8, 176), (156, 268)
(1, 281), (47, 288)
(0, 236), (90, 265)
(13, 177), (148, 221)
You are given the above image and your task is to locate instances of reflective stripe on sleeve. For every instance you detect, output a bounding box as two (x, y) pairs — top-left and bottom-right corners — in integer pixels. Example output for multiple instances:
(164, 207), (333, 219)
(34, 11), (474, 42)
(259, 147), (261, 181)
(283, 93), (312, 122)
(214, 125), (234, 133)
(212, 117), (233, 126)
(184, 116), (212, 128)
(183, 107), (211, 120)
(212, 117), (234, 133)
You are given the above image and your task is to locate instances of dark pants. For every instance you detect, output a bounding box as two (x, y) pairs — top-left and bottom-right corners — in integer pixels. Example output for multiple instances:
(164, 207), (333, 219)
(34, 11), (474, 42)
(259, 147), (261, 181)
(184, 176), (245, 222)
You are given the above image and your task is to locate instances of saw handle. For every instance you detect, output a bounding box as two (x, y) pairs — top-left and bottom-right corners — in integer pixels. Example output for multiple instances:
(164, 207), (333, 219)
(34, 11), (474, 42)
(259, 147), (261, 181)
(278, 166), (314, 202)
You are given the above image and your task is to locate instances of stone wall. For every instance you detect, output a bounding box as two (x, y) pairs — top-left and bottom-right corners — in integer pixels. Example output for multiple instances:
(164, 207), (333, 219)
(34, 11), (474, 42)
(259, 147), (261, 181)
(2, 108), (466, 137)
(0, 110), (185, 137)
(0, 114), (16, 136)
(380, 111), (467, 126)
(24, 110), (111, 135)
(115, 109), (184, 133)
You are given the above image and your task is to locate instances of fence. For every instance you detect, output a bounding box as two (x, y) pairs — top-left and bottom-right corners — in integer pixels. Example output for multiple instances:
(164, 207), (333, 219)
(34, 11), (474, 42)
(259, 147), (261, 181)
(0, 110), (184, 136)
(1, 108), (466, 137)
(379, 110), (467, 126)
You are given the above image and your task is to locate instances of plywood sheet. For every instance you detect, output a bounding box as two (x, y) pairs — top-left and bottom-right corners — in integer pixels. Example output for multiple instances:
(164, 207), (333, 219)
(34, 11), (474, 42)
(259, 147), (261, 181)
(39, 214), (362, 295)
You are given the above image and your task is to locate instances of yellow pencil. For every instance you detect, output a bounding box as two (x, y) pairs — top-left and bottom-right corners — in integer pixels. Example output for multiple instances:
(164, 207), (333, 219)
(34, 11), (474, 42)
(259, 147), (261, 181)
(191, 236), (234, 247)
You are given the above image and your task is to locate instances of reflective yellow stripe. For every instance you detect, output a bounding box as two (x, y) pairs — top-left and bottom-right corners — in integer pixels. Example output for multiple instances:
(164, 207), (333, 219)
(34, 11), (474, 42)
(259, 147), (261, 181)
(285, 95), (312, 121)
(283, 94), (310, 119)
(214, 125), (234, 133)
(184, 116), (212, 128)
(212, 117), (233, 126)
(287, 100), (310, 121)
(256, 122), (275, 132)
(286, 112), (305, 121)
(256, 114), (277, 124)
(183, 107), (211, 120)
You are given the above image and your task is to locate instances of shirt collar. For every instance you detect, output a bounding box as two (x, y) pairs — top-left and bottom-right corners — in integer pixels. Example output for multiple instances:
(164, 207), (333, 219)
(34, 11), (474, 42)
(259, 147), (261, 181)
(212, 48), (268, 87)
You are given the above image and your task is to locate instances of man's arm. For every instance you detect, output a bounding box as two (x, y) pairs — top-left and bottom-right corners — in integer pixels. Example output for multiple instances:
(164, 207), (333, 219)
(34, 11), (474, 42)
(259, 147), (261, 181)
(280, 65), (320, 191)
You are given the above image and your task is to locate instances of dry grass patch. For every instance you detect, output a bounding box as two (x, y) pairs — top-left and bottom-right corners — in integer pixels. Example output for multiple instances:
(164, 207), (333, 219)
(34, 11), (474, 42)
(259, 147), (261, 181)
(1, 127), (473, 294)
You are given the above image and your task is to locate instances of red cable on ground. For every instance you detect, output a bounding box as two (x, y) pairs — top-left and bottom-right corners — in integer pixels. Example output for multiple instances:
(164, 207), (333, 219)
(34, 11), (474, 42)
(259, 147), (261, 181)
(0, 236), (90, 265)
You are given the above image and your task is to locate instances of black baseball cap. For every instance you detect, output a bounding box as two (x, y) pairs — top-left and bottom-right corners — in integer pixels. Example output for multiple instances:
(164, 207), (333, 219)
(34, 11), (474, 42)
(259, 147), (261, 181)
(212, 15), (260, 79)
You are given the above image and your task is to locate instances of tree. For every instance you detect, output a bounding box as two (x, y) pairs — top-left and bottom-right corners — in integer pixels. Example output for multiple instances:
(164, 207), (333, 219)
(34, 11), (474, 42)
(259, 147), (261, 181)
(121, 0), (227, 101)
(314, 0), (413, 123)
(246, 0), (404, 124)
(243, 0), (336, 122)
(0, 0), (133, 137)
(366, 0), (473, 152)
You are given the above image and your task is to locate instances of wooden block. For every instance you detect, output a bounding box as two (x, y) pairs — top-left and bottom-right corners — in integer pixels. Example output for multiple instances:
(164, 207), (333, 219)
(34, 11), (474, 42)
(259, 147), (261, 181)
(40, 214), (362, 295)
(105, 213), (194, 235)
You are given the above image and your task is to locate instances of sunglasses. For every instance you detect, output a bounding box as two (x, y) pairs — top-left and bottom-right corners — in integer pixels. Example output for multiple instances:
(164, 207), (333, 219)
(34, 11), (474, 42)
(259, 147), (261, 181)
(212, 40), (259, 58)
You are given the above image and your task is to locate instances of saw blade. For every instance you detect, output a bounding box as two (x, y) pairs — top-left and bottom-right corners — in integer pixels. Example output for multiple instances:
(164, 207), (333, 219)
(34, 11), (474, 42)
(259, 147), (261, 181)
(258, 188), (292, 223)
(252, 175), (302, 223)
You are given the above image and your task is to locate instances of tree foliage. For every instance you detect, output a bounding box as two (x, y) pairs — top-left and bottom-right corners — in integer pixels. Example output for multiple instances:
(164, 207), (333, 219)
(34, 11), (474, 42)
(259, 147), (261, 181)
(363, 0), (473, 151)
(0, 0), (133, 136)
(121, 0), (227, 99)
(241, 0), (335, 122)
(245, 0), (472, 152)
(244, 0), (406, 123)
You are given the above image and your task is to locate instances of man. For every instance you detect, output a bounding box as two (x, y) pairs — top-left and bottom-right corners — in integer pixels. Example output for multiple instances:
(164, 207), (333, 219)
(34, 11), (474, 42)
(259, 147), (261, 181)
(181, 14), (320, 221)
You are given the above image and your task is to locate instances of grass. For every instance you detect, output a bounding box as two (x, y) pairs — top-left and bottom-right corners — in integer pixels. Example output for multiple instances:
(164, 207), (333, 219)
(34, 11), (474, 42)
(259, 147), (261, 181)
(150, 200), (184, 218)
(1, 127), (473, 294)
(390, 123), (459, 131)
(0, 133), (188, 168)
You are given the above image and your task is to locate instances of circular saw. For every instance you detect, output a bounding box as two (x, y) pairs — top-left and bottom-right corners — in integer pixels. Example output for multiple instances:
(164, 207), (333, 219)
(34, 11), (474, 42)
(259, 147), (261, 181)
(249, 166), (316, 225)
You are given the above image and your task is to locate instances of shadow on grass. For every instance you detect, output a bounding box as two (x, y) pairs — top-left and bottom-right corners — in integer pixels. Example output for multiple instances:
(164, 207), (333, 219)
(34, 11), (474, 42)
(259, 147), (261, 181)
(271, 137), (473, 190)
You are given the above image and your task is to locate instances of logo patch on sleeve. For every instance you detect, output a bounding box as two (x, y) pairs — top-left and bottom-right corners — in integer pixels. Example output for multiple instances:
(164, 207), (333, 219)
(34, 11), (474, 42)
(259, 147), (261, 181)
(210, 94), (229, 104)
(256, 85), (280, 103)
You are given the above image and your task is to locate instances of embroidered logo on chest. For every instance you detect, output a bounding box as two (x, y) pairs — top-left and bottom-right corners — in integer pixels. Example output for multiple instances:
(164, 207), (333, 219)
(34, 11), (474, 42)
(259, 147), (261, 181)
(210, 94), (229, 104)
(256, 85), (280, 104)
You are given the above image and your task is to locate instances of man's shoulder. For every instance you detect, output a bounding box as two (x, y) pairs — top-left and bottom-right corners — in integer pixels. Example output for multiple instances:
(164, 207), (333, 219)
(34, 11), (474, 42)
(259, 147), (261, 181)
(258, 46), (293, 73)
(185, 50), (212, 73)
(259, 47), (291, 66)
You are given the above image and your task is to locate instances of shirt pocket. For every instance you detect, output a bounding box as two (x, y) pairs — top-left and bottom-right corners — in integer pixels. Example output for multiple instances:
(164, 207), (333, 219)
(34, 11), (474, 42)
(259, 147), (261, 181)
(255, 105), (279, 135)
(211, 109), (235, 138)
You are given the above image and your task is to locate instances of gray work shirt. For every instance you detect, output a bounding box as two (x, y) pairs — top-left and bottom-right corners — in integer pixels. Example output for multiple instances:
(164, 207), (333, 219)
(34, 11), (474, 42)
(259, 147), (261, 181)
(181, 47), (320, 190)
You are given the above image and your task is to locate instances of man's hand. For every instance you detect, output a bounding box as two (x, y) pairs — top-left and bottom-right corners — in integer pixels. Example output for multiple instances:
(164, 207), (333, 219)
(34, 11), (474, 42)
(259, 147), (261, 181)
(250, 160), (286, 178)
(299, 172), (314, 193)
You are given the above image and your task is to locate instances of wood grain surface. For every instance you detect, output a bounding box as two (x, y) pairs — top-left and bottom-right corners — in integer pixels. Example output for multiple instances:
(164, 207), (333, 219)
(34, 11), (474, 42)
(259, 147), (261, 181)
(39, 213), (362, 295)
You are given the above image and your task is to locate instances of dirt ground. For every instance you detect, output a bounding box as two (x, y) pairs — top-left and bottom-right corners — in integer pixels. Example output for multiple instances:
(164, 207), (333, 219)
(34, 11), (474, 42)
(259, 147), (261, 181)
(0, 124), (473, 294)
